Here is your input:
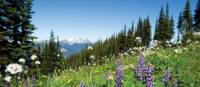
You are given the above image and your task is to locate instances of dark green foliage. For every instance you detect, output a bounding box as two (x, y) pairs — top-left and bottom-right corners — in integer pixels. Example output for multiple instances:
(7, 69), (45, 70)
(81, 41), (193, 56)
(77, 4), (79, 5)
(154, 5), (174, 47)
(183, 0), (193, 32)
(135, 17), (143, 39)
(154, 6), (166, 45)
(143, 17), (152, 47)
(37, 31), (65, 74)
(177, 12), (183, 42)
(194, 0), (200, 32)
(117, 26), (128, 52)
(0, 0), (36, 73)
(181, 0), (193, 44)
(127, 22), (135, 48)
(168, 16), (175, 40)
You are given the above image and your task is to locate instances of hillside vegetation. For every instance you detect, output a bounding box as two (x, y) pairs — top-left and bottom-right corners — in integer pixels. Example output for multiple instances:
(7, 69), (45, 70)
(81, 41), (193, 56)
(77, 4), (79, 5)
(3, 43), (198, 87)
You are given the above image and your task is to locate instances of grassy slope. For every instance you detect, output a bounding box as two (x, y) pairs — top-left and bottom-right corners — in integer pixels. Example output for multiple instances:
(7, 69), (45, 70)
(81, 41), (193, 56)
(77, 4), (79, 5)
(14, 43), (200, 87)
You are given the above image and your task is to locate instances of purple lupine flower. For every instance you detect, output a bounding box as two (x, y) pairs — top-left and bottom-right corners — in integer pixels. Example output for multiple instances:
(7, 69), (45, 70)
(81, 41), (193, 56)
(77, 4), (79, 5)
(79, 81), (85, 87)
(24, 78), (28, 87)
(134, 52), (145, 81)
(6, 81), (10, 87)
(145, 64), (154, 87)
(115, 62), (123, 87)
(172, 78), (177, 87)
(139, 52), (145, 66)
(4, 76), (11, 87)
(32, 75), (36, 87)
(163, 67), (170, 87)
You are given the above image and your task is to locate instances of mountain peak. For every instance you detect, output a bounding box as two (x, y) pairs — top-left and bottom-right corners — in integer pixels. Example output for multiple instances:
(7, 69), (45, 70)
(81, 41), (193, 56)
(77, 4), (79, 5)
(61, 37), (91, 45)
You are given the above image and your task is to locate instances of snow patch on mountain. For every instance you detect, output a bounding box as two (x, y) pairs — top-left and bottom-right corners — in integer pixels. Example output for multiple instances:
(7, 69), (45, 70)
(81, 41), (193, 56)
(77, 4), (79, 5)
(61, 37), (91, 45)
(60, 37), (91, 56)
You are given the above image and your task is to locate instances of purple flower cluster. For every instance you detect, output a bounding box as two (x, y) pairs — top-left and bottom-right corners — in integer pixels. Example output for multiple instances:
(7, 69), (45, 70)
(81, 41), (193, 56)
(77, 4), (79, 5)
(172, 78), (177, 87)
(79, 81), (85, 87)
(24, 78), (28, 87)
(32, 75), (36, 87)
(6, 81), (10, 87)
(134, 52), (145, 81)
(115, 62), (123, 87)
(145, 64), (154, 87)
(163, 68), (170, 87)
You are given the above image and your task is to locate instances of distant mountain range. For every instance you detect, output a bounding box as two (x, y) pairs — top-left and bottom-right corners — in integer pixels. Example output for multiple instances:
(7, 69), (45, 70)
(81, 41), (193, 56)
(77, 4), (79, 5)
(36, 37), (91, 57)
(60, 37), (91, 56)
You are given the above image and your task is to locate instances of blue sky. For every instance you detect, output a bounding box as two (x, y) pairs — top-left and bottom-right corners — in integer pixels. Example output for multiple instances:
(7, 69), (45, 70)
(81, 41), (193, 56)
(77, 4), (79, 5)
(32, 0), (198, 42)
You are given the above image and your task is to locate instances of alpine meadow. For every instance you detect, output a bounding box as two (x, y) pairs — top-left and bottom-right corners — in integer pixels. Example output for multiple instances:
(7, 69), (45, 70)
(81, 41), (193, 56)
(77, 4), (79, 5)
(1, 0), (200, 87)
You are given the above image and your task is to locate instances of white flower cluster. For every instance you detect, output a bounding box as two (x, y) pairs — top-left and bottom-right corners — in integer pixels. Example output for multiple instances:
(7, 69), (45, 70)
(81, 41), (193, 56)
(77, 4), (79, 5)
(177, 41), (182, 45)
(31, 55), (37, 60)
(60, 48), (66, 53)
(119, 53), (124, 57)
(195, 41), (199, 44)
(18, 58), (25, 63)
(123, 52), (129, 57)
(119, 52), (130, 57)
(87, 46), (93, 50)
(135, 37), (142, 43)
(57, 54), (60, 57)
(35, 61), (41, 65)
(4, 76), (11, 82)
(90, 55), (95, 60)
(174, 49), (182, 54)
(5, 63), (23, 74)
(186, 39), (191, 43)
(153, 40), (161, 48)
(193, 32), (200, 36)
(165, 40), (171, 47)
(127, 48), (134, 55)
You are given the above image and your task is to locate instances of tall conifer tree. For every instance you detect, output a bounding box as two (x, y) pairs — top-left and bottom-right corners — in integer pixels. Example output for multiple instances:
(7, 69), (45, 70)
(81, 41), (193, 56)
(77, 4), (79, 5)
(182, 0), (193, 43)
(194, 0), (200, 32)
(0, 0), (36, 71)
(177, 12), (183, 42)
(154, 6), (166, 46)
(143, 17), (151, 47)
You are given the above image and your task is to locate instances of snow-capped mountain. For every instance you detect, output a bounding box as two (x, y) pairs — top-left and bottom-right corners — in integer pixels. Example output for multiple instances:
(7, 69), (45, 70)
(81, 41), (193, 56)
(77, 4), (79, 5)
(62, 37), (90, 45)
(60, 37), (91, 56)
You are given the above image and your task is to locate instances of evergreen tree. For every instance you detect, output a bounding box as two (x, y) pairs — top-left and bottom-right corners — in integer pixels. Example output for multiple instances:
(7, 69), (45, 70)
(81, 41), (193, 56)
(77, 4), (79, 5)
(39, 31), (65, 74)
(169, 16), (175, 40)
(135, 17), (143, 39)
(183, 0), (193, 32)
(117, 26), (127, 52)
(143, 17), (151, 47)
(154, 6), (166, 46)
(177, 12), (183, 42)
(127, 22), (134, 48)
(164, 3), (171, 41)
(154, 5), (174, 47)
(194, 0), (200, 32)
(0, 0), (36, 72)
(0, 0), (10, 70)
(182, 0), (193, 43)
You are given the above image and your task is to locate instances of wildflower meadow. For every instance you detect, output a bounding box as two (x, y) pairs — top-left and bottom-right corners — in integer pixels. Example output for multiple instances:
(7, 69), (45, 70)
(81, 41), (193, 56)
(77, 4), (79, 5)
(1, 0), (200, 87)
